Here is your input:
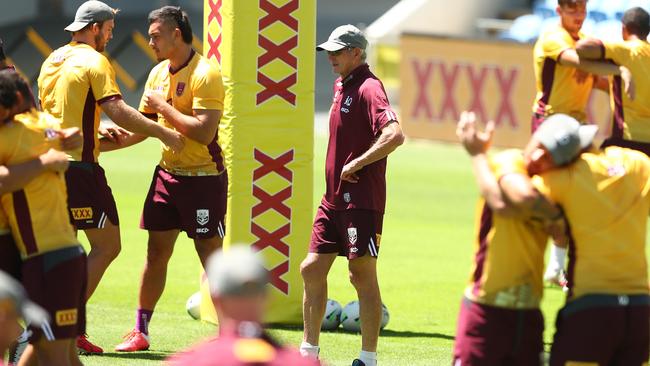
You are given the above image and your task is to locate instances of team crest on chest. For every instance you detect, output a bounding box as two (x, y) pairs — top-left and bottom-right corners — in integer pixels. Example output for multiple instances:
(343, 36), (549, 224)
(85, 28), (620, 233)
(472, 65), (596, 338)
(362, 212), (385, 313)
(176, 82), (186, 96)
(347, 227), (358, 245)
(196, 209), (209, 225)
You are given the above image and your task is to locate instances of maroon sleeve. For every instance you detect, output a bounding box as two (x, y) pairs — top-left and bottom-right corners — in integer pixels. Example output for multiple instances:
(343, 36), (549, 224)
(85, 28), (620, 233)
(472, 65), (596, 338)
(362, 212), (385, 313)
(363, 80), (398, 136)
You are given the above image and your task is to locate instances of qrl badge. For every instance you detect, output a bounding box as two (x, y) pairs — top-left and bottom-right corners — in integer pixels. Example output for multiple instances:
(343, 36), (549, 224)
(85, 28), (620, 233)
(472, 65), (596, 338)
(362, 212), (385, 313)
(196, 209), (209, 226)
(347, 227), (358, 245)
(176, 82), (186, 96)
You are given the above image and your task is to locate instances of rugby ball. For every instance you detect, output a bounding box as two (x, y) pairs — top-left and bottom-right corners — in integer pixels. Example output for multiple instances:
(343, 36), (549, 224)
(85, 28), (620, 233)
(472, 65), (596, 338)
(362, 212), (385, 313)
(341, 301), (390, 332)
(186, 291), (201, 320)
(321, 299), (343, 330)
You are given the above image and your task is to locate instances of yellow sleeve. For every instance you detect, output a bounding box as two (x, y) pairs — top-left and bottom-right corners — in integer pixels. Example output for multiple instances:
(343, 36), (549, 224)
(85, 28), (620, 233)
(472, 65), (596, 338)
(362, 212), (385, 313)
(191, 63), (224, 111)
(138, 69), (157, 115)
(491, 150), (527, 180)
(88, 55), (122, 103)
(603, 41), (630, 65)
(532, 171), (566, 203)
(542, 31), (572, 61)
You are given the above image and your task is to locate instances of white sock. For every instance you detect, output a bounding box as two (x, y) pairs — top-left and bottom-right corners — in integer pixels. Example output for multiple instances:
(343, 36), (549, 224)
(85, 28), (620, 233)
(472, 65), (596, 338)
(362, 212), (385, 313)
(300, 341), (320, 359)
(550, 244), (567, 270)
(359, 350), (377, 366)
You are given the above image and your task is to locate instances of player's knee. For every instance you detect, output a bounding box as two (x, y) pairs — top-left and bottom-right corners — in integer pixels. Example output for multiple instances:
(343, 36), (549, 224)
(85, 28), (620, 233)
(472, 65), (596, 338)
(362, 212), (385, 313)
(146, 244), (174, 263)
(300, 259), (324, 283)
(348, 268), (376, 290)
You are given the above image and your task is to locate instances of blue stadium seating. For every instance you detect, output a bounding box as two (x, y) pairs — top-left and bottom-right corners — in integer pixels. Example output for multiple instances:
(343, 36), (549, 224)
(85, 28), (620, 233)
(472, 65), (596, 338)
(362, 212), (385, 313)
(500, 14), (543, 43)
(533, 0), (557, 19)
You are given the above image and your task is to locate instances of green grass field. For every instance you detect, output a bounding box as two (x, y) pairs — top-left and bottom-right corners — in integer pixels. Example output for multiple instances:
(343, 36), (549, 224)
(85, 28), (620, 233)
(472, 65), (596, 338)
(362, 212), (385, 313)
(76, 134), (571, 366)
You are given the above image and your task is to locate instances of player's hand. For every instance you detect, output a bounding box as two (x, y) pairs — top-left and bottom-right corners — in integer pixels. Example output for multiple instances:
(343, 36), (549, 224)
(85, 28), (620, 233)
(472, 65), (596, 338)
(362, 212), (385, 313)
(161, 127), (185, 153)
(456, 111), (495, 156)
(99, 125), (132, 144)
(39, 148), (69, 173)
(143, 91), (168, 113)
(619, 65), (635, 101)
(57, 127), (82, 151)
(340, 160), (361, 183)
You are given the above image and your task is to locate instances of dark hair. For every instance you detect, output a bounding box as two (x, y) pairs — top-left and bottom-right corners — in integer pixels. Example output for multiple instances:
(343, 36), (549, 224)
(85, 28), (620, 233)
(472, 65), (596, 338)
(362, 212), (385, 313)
(558, 0), (587, 7)
(0, 69), (35, 110)
(623, 7), (650, 39)
(148, 6), (193, 44)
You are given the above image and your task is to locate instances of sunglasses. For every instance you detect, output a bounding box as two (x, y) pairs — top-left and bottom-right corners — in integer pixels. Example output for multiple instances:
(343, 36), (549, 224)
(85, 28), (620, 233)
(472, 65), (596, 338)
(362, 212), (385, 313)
(327, 48), (350, 56)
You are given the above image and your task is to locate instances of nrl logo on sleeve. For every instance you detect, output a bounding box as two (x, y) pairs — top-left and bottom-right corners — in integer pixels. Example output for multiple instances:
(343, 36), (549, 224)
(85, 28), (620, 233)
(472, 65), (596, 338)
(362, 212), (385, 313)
(176, 82), (186, 96)
(196, 209), (209, 226)
(347, 227), (358, 245)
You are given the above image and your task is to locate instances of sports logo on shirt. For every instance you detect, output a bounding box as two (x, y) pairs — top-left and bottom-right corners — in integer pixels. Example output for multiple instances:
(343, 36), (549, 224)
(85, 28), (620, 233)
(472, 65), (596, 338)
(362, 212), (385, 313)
(56, 309), (78, 326)
(347, 227), (358, 245)
(196, 209), (209, 226)
(71, 207), (93, 221)
(344, 96), (353, 106)
(176, 82), (186, 96)
(343, 192), (351, 203)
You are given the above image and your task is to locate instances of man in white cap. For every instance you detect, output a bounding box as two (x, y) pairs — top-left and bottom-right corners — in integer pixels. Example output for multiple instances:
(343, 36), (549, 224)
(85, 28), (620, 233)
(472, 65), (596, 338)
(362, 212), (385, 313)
(37, 0), (184, 354)
(524, 115), (650, 365)
(165, 246), (321, 366)
(0, 270), (49, 366)
(300, 24), (403, 366)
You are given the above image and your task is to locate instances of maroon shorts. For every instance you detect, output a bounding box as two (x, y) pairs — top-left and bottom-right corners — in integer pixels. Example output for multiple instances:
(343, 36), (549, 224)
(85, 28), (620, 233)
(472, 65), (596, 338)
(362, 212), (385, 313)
(65, 162), (119, 230)
(141, 166), (227, 239)
(550, 294), (650, 366)
(0, 233), (21, 280)
(309, 204), (383, 260)
(453, 298), (544, 366)
(22, 245), (87, 342)
(601, 138), (650, 156)
(531, 113), (545, 133)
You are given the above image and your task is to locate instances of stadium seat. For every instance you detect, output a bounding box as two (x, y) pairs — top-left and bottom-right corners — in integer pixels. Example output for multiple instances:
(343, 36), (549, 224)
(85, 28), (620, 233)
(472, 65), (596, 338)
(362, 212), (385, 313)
(534, 0), (557, 19)
(596, 0), (629, 21)
(594, 19), (623, 42)
(500, 14), (543, 43)
(588, 0), (608, 22)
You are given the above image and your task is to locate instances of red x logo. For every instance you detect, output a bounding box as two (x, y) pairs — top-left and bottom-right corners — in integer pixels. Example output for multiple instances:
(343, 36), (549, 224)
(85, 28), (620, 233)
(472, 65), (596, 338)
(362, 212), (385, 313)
(258, 35), (298, 68)
(259, 0), (298, 32)
(466, 64), (490, 123)
(253, 149), (294, 182)
(251, 222), (290, 256)
(268, 260), (289, 294)
(207, 33), (222, 64)
(494, 67), (519, 127)
(256, 72), (297, 105)
(411, 59), (434, 120)
(252, 185), (292, 219)
(207, 0), (222, 24)
(438, 62), (460, 121)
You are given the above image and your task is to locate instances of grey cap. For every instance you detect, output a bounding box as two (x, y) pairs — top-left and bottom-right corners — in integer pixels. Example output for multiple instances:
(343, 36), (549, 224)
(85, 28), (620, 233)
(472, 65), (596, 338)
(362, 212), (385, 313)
(0, 271), (49, 327)
(317, 24), (368, 52)
(207, 246), (268, 297)
(65, 1), (115, 32)
(533, 114), (598, 165)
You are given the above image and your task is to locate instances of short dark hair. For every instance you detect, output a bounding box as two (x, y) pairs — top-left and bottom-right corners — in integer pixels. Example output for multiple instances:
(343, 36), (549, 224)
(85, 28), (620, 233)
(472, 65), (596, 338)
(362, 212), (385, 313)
(148, 6), (193, 44)
(623, 7), (650, 39)
(558, 0), (587, 7)
(0, 69), (35, 111)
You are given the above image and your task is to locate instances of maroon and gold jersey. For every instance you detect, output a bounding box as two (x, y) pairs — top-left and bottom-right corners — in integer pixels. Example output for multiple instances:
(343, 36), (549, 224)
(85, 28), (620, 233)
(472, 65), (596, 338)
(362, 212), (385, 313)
(139, 50), (225, 175)
(322, 64), (398, 213)
(465, 150), (549, 309)
(0, 208), (9, 235)
(0, 110), (79, 258)
(38, 42), (122, 163)
(603, 39), (650, 143)
(533, 147), (650, 300)
(532, 25), (593, 122)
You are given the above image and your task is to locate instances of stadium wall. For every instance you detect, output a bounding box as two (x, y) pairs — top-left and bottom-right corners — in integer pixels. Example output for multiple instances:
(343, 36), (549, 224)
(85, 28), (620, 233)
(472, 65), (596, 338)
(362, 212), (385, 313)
(400, 33), (611, 148)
